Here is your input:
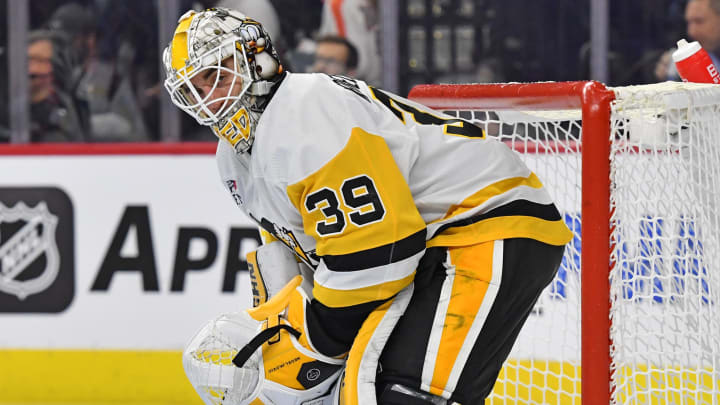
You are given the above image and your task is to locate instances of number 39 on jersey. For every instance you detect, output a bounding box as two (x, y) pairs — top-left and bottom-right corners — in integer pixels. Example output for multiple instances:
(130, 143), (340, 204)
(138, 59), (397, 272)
(304, 174), (386, 236)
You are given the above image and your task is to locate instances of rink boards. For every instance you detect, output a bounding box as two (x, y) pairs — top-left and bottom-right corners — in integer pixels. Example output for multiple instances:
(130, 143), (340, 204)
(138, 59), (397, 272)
(0, 144), (717, 403)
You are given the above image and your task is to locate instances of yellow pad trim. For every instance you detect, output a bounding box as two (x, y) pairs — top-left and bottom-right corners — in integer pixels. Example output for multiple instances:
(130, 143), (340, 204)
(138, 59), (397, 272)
(247, 275), (302, 321)
(247, 250), (268, 307)
(428, 216), (573, 248)
(341, 298), (395, 405)
(427, 242), (494, 397)
(0, 349), (197, 403)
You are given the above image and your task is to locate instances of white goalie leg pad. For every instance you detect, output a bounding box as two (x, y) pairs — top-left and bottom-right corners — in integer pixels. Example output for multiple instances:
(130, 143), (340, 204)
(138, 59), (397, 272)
(340, 284), (415, 405)
(247, 241), (308, 307)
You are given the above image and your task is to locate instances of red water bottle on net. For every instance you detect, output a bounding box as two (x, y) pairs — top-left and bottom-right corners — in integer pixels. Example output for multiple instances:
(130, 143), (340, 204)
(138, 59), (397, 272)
(672, 38), (720, 83)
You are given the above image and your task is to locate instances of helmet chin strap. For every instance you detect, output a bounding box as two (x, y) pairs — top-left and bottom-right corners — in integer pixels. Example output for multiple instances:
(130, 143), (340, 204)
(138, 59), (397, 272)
(249, 71), (287, 111)
(249, 80), (275, 96)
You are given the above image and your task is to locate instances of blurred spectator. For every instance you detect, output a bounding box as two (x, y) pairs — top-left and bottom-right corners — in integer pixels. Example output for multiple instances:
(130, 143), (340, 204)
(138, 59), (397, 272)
(0, 0), (8, 141)
(270, 0), (323, 50)
(29, 0), (93, 30)
(27, 30), (90, 142)
(687, 0), (720, 57)
(47, 2), (149, 141)
(435, 59), (506, 86)
(655, 0), (720, 81)
(269, 0), (324, 72)
(309, 35), (359, 77)
(319, 0), (380, 84)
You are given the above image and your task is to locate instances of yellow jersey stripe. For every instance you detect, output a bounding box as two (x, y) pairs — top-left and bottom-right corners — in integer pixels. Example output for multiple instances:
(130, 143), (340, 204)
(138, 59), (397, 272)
(428, 215), (573, 247)
(437, 172), (544, 223)
(313, 272), (415, 308)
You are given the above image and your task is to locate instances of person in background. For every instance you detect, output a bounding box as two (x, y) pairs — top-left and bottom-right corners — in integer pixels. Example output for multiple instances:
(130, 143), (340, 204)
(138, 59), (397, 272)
(0, 8), (7, 142)
(27, 30), (90, 142)
(318, 0), (381, 84)
(269, 0), (324, 72)
(655, 0), (720, 81)
(47, 2), (149, 142)
(309, 35), (359, 77)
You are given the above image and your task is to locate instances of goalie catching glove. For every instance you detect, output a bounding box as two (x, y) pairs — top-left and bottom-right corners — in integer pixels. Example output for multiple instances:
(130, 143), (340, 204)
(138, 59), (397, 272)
(183, 276), (344, 405)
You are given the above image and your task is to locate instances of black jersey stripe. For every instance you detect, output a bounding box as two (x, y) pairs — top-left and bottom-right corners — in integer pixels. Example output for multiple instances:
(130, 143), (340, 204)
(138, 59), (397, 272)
(431, 200), (563, 239)
(322, 228), (427, 272)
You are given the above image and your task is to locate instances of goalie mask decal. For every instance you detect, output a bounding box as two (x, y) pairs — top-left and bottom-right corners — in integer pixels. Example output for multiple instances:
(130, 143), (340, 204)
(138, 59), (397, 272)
(214, 106), (252, 151)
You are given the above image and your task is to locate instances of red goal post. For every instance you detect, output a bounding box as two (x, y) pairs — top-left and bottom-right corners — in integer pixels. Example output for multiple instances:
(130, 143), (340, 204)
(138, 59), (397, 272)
(408, 81), (720, 404)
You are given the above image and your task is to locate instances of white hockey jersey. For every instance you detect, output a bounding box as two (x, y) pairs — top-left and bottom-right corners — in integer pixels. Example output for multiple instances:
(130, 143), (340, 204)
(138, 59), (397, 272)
(216, 72), (571, 353)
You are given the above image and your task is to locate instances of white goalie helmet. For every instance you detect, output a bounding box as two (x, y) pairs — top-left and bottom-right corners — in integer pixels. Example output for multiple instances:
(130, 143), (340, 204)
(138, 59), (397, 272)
(163, 8), (283, 153)
(183, 281), (344, 405)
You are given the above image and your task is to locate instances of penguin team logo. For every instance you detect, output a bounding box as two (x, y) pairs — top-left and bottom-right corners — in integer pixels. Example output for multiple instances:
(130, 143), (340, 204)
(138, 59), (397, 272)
(0, 187), (74, 313)
(0, 202), (59, 300)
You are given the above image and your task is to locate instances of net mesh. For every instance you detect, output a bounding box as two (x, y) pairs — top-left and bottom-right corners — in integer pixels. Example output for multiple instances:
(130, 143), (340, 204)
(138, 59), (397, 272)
(441, 82), (720, 404)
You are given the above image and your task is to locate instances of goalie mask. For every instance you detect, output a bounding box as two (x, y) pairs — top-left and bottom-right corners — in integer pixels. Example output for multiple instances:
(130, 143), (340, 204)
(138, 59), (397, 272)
(183, 277), (344, 405)
(163, 8), (283, 153)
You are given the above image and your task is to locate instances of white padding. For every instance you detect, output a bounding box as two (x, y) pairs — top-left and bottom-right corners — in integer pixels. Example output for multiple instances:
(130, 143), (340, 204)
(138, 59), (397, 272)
(255, 242), (303, 298)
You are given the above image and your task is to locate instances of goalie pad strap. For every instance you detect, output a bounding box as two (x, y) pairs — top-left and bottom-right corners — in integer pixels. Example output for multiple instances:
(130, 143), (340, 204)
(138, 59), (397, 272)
(232, 324), (301, 368)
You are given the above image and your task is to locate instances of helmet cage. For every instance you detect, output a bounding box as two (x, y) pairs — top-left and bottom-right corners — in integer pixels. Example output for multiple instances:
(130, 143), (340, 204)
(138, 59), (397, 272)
(164, 38), (253, 127)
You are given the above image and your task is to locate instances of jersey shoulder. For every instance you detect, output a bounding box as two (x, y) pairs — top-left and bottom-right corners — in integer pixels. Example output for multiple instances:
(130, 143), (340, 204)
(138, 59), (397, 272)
(252, 73), (381, 183)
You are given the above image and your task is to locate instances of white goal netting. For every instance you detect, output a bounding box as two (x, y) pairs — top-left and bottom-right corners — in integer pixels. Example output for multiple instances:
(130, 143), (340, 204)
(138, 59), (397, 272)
(439, 82), (720, 404)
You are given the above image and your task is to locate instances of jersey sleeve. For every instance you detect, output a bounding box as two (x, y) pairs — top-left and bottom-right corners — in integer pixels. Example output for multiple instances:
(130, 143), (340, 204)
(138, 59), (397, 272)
(286, 126), (427, 356)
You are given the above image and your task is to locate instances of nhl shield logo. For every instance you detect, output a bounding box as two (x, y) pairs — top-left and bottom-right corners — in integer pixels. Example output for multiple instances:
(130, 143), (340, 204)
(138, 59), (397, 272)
(0, 187), (74, 313)
(0, 201), (60, 300)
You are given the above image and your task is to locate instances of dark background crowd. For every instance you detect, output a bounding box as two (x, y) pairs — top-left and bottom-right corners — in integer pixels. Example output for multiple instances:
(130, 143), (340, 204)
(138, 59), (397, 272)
(0, 0), (712, 143)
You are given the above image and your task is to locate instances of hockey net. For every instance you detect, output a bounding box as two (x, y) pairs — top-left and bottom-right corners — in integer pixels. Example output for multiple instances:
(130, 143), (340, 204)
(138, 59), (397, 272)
(409, 81), (720, 405)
